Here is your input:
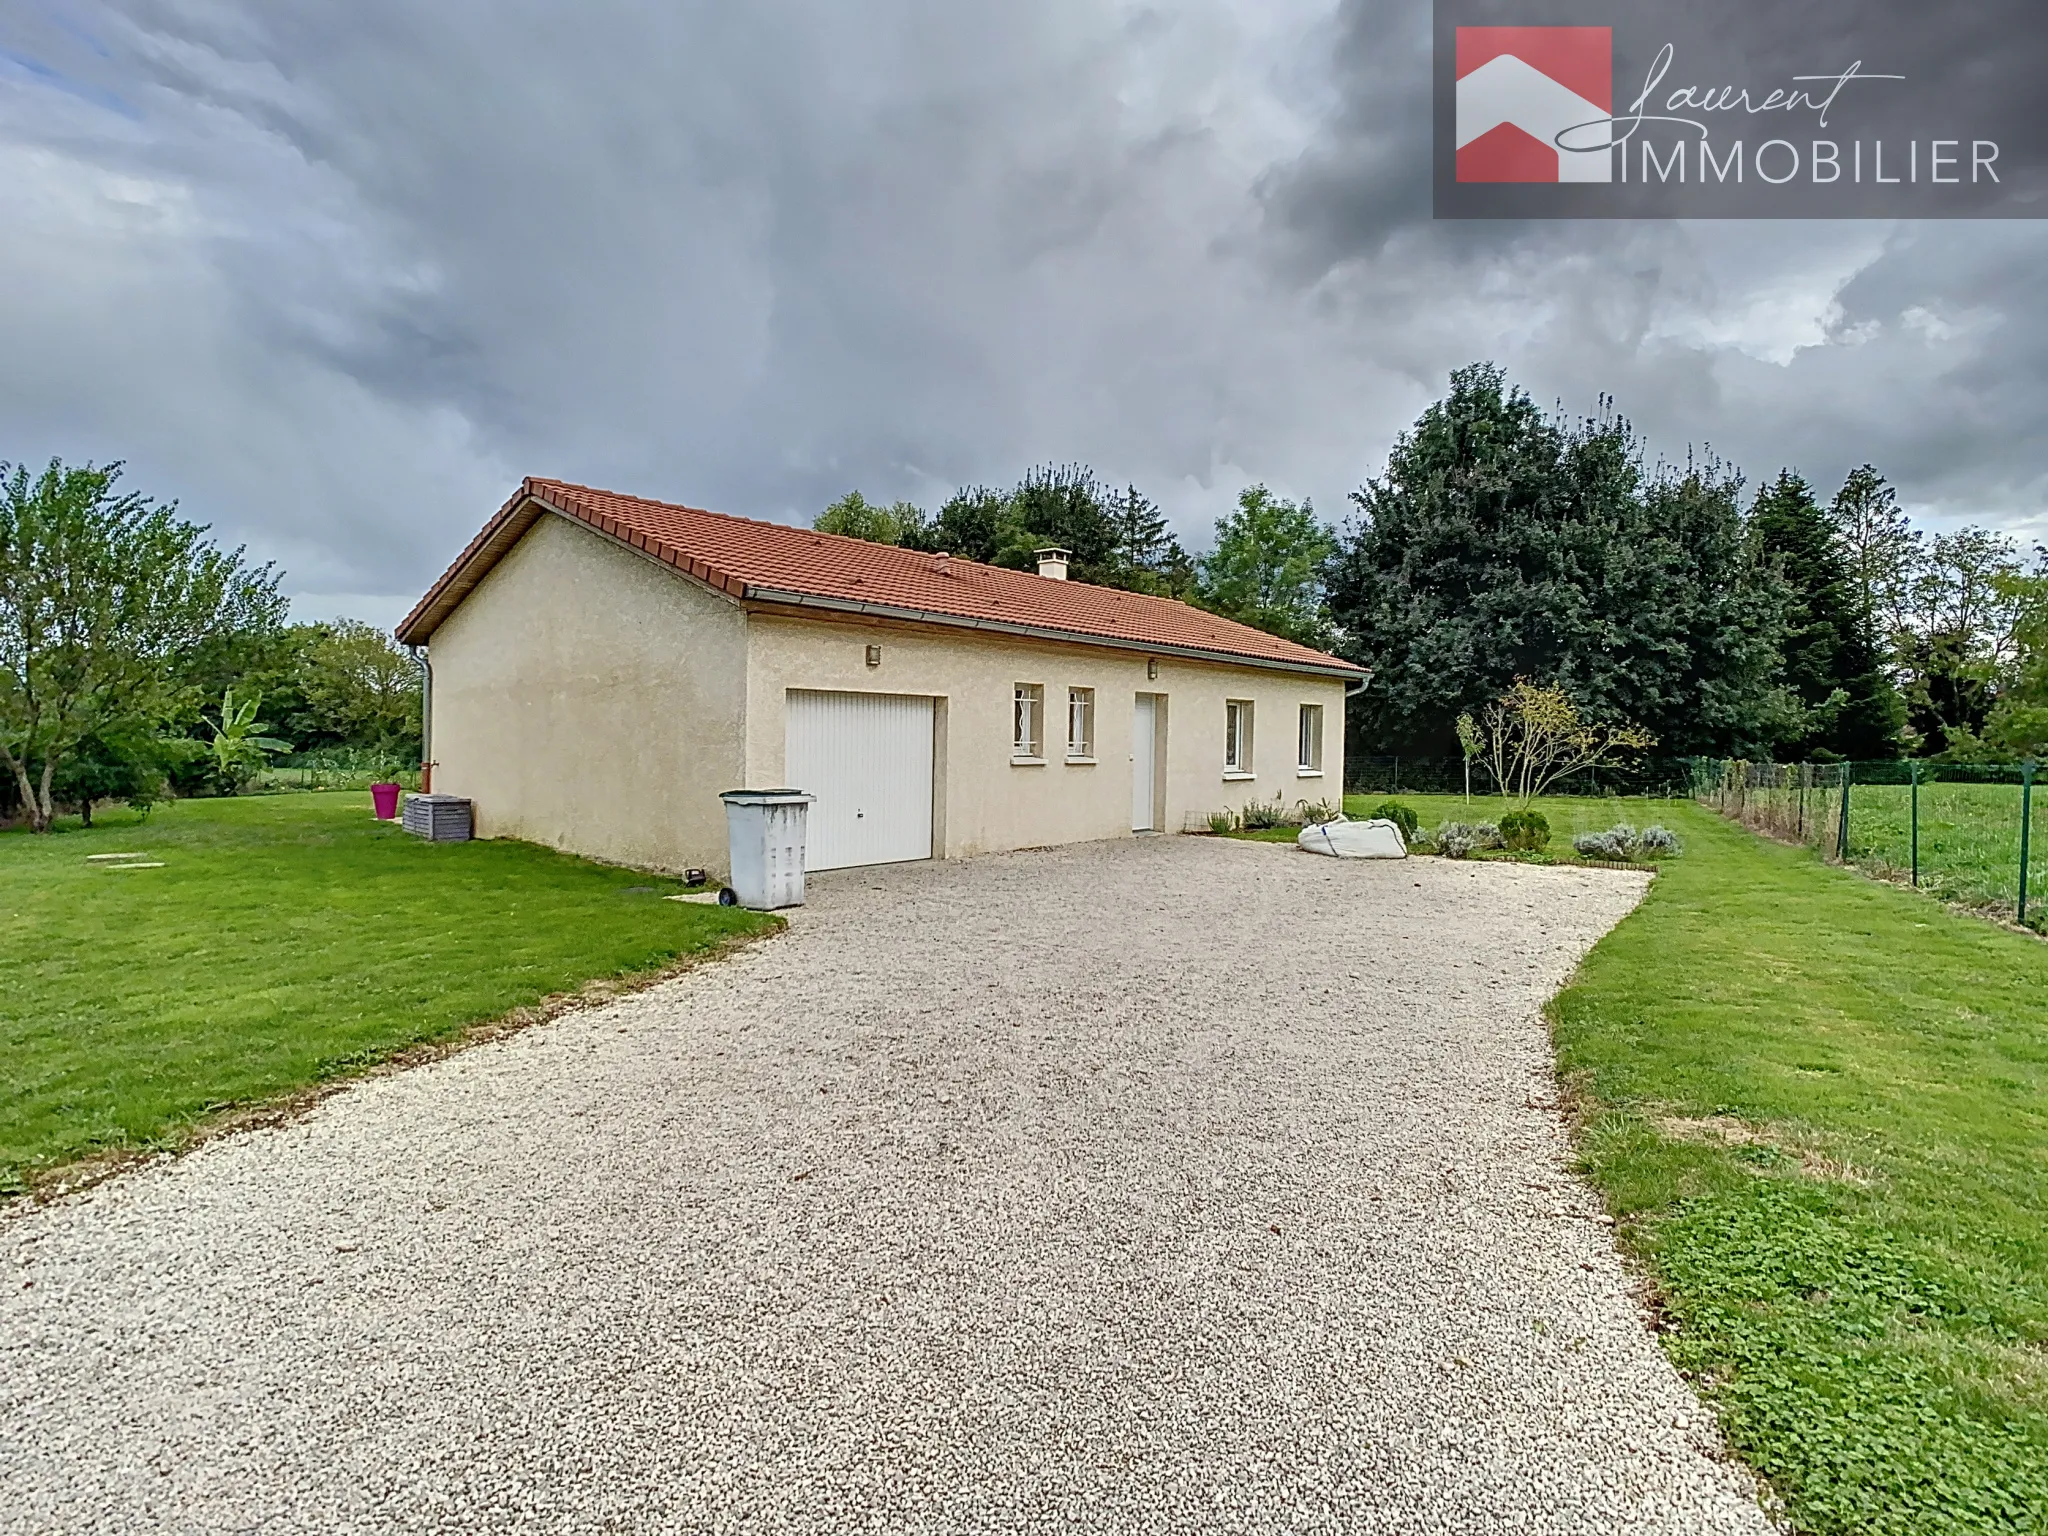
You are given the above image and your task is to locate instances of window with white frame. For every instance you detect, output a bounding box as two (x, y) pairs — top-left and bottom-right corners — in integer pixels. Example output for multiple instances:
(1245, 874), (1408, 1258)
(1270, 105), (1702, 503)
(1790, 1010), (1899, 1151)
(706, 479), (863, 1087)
(1067, 687), (1095, 759)
(1224, 699), (1254, 775)
(1298, 703), (1324, 774)
(1013, 683), (1044, 759)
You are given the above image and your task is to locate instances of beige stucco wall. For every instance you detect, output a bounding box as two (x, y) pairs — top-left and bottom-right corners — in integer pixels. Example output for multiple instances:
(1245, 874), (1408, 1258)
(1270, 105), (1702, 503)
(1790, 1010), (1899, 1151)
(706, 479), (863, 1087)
(426, 513), (748, 872)
(743, 612), (1349, 859)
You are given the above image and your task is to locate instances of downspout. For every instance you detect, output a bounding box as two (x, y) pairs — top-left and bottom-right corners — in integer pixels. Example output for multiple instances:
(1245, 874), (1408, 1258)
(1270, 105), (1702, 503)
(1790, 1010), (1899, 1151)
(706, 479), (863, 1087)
(407, 643), (433, 793)
(1343, 672), (1370, 803)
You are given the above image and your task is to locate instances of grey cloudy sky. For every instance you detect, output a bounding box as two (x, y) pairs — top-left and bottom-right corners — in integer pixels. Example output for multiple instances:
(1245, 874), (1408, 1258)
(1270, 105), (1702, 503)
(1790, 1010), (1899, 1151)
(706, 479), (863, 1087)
(2, 0), (2043, 629)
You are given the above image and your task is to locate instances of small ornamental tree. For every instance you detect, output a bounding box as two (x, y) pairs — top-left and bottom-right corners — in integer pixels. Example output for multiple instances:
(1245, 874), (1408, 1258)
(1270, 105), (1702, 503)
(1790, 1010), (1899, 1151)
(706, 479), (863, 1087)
(1476, 680), (1655, 805)
(1456, 711), (1482, 803)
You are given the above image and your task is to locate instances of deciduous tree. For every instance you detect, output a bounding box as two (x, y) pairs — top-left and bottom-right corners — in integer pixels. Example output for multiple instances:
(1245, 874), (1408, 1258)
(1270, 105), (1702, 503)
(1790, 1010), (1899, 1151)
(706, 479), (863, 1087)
(1474, 679), (1655, 804)
(1975, 560), (2048, 757)
(822, 471), (1193, 598)
(296, 619), (422, 759)
(1194, 485), (1335, 648)
(911, 486), (1012, 563)
(816, 491), (927, 546)
(1897, 527), (2025, 754)
(0, 459), (283, 831)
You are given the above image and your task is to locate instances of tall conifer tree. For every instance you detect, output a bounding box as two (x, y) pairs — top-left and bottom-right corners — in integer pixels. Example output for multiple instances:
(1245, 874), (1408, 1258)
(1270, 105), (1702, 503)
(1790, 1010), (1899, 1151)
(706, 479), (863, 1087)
(1748, 470), (1902, 758)
(1326, 364), (1787, 757)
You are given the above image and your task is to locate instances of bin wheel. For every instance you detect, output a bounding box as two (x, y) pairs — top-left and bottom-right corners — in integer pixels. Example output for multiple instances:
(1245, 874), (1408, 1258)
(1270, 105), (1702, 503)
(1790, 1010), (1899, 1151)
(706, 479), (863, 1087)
(717, 887), (739, 906)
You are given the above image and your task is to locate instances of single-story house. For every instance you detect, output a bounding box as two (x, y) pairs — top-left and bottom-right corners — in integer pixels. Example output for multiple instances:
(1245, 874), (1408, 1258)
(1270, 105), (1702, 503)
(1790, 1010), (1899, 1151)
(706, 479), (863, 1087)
(395, 479), (1369, 874)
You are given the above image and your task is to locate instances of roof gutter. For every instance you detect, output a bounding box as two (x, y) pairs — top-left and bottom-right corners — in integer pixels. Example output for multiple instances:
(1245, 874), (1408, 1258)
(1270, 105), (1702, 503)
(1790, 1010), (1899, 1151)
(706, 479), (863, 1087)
(741, 586), (1370, 681)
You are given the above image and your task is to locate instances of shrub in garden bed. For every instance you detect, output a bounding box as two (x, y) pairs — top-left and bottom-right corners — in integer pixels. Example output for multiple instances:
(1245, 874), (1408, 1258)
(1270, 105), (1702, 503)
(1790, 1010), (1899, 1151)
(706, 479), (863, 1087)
(1571, 823), (1684, 861)
(1639, 825), (1683, 858)
(1435, 821), (1480, 858)
(1499, 808), (1551, 851)
(1239, 796), (1288, 831)
(1370, 799), (1420, 841)
(1573, 826), (1634, 859)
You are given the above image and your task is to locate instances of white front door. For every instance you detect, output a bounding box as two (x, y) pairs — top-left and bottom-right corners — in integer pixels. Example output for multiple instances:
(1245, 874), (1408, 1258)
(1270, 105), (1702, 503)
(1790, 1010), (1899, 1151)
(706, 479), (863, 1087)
(1132, 694), (1157, 831)
(785, 690), (935, 870)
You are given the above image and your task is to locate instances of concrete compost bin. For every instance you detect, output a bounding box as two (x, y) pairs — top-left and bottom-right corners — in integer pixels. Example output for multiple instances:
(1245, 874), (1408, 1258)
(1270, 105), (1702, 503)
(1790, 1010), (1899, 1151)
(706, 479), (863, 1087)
(719, 789), (814, 910)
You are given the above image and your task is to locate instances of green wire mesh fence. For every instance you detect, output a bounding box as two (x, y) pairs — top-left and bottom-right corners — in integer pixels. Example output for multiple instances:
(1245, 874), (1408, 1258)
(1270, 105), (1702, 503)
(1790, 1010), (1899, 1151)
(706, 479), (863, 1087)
(1693, 758), (2044, 930)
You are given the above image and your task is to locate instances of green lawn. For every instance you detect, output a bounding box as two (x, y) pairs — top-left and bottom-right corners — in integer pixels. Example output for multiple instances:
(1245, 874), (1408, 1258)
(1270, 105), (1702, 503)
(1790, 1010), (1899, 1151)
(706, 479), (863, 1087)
(1846, 782), (2046, 921)
(1545, 801), (2048, 1534)
(1709, 773), (2046, 928)
(1, 792), (772, 1195)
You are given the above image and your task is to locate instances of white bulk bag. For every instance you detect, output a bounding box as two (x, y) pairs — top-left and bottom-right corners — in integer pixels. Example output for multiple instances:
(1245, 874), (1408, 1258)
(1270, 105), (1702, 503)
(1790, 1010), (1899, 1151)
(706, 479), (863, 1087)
(1297, 816), (1407, 859)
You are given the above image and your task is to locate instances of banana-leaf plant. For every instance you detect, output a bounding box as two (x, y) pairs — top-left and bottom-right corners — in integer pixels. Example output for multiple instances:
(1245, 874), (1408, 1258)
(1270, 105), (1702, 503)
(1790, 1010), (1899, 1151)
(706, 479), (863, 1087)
(203, 687), (291, 794)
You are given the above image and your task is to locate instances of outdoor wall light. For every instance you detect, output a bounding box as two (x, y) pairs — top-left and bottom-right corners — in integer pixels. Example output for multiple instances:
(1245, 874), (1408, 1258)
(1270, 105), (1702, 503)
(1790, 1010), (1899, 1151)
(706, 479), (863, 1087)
(866, 644), (883, 667)
(1147, 658), (1159, 680)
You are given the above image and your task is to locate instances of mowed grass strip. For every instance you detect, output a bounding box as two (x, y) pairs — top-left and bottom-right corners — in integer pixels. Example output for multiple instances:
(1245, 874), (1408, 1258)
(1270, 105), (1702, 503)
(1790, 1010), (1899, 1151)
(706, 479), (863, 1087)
(1548, 803), (2048, 1534)
(1, 792), (773, 1194)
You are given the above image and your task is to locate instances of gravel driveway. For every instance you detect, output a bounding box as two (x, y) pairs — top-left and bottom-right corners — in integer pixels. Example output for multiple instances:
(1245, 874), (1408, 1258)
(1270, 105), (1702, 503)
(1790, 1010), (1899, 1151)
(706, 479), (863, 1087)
(2, 836), (1769, 1535)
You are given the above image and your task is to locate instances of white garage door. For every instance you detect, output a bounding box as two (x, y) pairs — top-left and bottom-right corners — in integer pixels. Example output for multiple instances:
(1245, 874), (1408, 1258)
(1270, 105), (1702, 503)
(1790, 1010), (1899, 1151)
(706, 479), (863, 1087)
(785, 689), (935, 871)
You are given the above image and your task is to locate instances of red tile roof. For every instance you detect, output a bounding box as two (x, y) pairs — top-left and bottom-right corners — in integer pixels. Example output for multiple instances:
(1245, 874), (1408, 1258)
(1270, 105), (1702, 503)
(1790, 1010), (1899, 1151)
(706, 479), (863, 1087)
(396, 477), (1366, 677)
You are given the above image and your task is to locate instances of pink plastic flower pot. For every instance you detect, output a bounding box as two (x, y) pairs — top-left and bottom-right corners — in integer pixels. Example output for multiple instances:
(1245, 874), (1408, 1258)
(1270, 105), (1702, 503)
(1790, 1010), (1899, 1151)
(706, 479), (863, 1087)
(371, 782), (401, 820)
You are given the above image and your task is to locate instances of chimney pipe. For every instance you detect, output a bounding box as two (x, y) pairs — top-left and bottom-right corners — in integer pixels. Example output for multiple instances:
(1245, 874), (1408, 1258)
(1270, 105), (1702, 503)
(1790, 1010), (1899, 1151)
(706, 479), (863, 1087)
(1035, 547), (1071, 580)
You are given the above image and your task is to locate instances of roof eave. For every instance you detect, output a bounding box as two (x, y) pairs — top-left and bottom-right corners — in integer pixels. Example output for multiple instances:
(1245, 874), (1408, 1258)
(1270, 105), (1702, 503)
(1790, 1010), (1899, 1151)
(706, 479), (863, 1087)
(394, 482), (546, 644)
(398, 484), (1371, 684)
(741, 587), (1370, 680)
(395, 485), (736, 644)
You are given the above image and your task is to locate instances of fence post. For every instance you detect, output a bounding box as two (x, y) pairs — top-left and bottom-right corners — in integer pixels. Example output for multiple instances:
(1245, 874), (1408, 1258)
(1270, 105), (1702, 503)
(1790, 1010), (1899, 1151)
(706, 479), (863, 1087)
(2020, 759), (2035, 928)
(1797, 764), (1807, 841)
(1910, 759), (1920, 888)
(1837, 761), (1852, 861)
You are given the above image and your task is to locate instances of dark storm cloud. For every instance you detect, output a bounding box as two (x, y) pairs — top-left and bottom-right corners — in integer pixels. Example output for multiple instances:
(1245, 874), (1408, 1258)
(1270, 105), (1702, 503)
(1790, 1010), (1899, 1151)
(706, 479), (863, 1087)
(0, 0), (2042, 627)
